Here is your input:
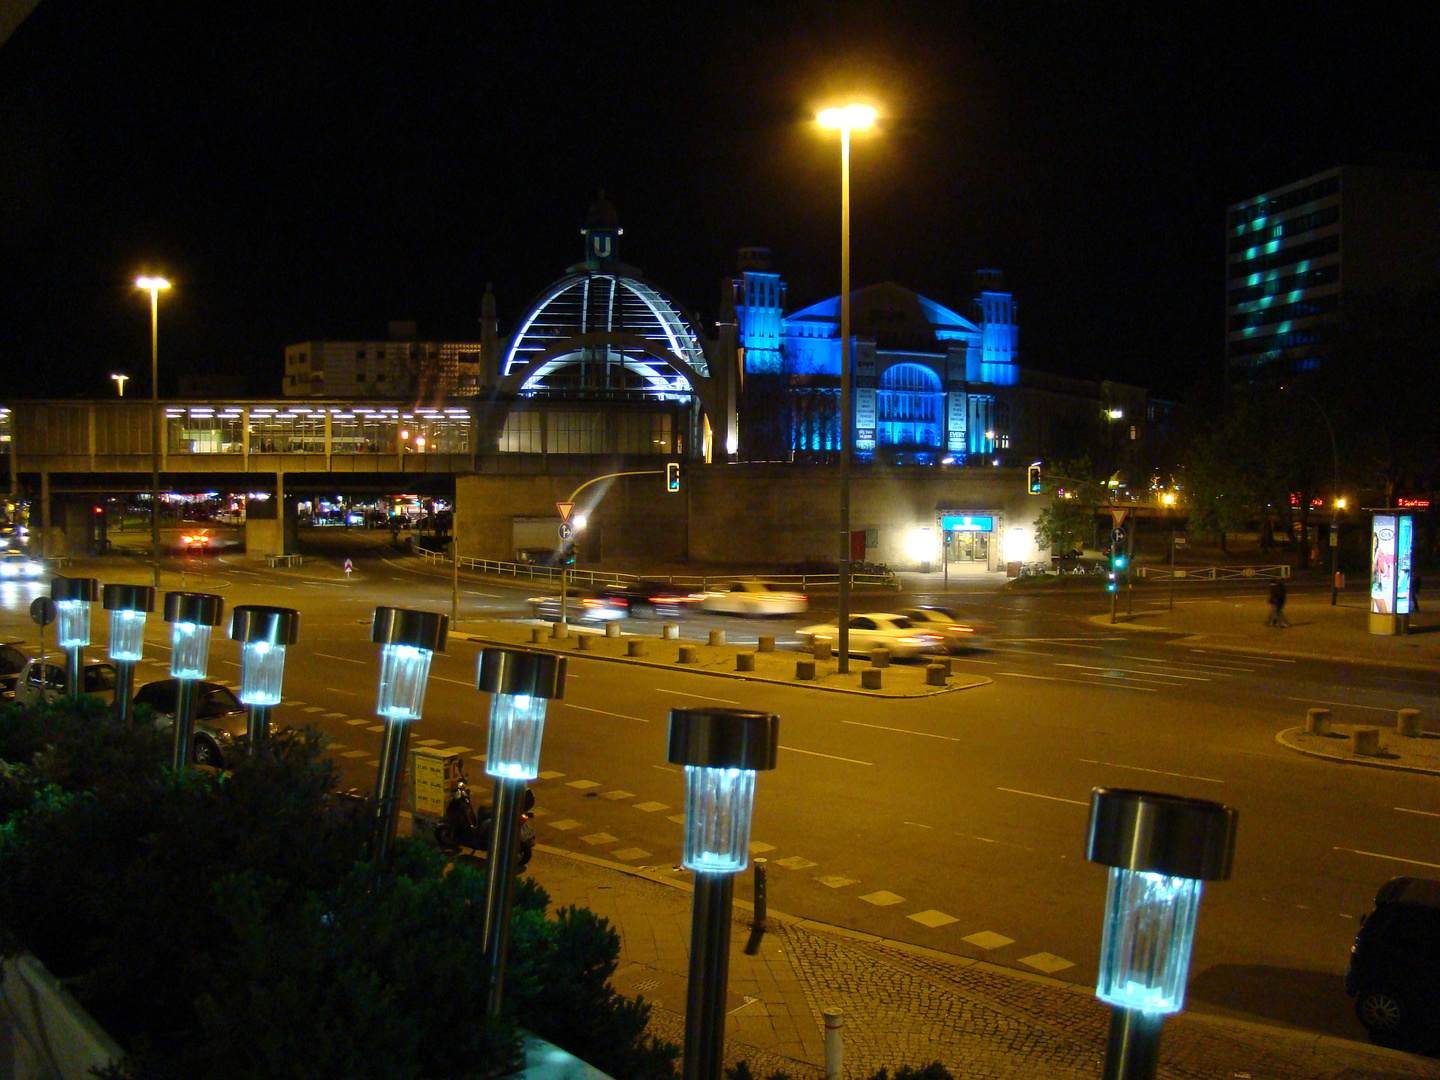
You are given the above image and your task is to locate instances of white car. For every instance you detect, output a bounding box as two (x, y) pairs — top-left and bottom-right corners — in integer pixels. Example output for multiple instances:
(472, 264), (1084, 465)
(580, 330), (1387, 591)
(701, 580), (808, 617)
(895, 607), (993, 653)
(796, 612), (945, 659)
(15, 658), (118, 706)
(0, 551), (44, 579)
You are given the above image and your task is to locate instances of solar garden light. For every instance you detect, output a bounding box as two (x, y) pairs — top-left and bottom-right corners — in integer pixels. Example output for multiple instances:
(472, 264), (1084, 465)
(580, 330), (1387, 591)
(163, 591), (225, 770)
(102, 583), (155, 726)
(229, 605), (300, 755)
(1086, 788), (1237, 1080)
(475, 646), (567, 1016)
(51, 576), (99, 702)
(668, 707), (780, 1080)
(370, 606), (448, 863)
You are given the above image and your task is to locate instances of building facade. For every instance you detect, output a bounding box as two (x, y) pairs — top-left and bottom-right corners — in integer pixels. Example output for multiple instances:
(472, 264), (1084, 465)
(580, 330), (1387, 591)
(1225, 165), (1440, 383)
(284, 321), (484, 398)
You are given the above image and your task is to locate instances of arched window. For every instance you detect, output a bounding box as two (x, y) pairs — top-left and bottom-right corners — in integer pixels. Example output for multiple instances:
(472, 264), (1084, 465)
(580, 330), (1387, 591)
(876, 363), (943, 448)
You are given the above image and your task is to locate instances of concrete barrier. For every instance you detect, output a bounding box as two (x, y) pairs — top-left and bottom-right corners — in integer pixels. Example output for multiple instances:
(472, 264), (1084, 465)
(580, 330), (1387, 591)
(869, 647), (890, 669)
(627, 640), (646, 657)
(530, 627), (545, 644)
(678, 645), (698, 664)
(709, 629), (726, 647)
(796, 659), (816, 681)
(737, 652), (755, 672)
(1305, 708), (1331, 735)
(605, 622), (621, 639)
(1352, 726), (1381, 756)
(925, 663), (948, 686)
(551, 622), (569, 639)
(1398, 708), (1423, 738)
(813, 636), (832, 660)
(662, 623), (680, 640)
(929, 656), (952, 678)
(758, 634), (775, 653)
(576, 633), (594, 651)
(860, 669), (882, 690)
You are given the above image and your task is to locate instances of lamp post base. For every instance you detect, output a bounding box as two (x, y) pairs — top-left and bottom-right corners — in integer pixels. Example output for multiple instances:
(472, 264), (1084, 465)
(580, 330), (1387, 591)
(171, 677), (198, 771)
(482, 775), (527, 1016)
(1102, 1005), (1164, 1080)
(684, 871), (735, 1080)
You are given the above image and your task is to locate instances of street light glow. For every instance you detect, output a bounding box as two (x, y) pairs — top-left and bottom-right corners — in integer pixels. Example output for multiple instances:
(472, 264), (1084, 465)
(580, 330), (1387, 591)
(111, 373), (129, 396)
(817, 104), (877, 130)
(135, 275), (171, 292)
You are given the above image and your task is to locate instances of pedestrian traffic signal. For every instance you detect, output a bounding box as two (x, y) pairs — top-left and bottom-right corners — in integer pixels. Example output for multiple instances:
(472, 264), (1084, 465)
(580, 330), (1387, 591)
(666, 462), (681, 493)
(1027, 462), (1042, 495)
(1113, 554), (1126, 571)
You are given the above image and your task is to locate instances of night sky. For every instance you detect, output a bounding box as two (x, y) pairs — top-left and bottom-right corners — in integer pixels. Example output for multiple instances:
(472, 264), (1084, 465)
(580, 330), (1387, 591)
(1, 3), (1435, 400)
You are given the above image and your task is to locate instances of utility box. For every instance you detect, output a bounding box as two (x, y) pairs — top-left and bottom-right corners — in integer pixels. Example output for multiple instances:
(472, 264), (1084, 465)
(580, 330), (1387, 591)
(411, 747), (463, 819)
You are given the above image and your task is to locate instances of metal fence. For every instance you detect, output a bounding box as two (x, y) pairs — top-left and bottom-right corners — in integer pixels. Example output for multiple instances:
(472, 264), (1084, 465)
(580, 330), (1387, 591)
(1136, 564), (1291, 581)
(413, 547), (899, 591)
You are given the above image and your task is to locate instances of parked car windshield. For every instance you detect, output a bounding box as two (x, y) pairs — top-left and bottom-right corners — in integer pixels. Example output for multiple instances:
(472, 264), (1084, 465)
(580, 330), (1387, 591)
(197, 685), (243, 719)
(83, 664), (117, 693)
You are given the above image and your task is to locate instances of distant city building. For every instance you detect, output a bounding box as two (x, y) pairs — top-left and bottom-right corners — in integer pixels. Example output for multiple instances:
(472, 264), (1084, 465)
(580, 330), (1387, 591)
(1225, 165), (1440, 383)
(284, 320), (483, 398)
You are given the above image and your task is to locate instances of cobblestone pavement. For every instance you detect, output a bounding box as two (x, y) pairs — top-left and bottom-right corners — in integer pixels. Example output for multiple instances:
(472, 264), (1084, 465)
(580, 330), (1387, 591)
(530, 849), (1440, 1080)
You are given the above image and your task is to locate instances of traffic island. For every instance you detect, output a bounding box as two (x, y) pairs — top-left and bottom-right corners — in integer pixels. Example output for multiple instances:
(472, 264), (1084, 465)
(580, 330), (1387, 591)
(449, 620), (989, 698)
(1277, 712), (1440, 775)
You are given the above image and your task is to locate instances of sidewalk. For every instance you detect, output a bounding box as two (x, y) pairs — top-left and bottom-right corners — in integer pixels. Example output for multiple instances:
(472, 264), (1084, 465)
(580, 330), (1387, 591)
(530, 848), (1439, 1080)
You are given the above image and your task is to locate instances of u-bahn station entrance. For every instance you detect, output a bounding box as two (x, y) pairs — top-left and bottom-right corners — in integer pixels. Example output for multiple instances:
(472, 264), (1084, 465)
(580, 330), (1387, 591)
(1, 197), (1154, 574)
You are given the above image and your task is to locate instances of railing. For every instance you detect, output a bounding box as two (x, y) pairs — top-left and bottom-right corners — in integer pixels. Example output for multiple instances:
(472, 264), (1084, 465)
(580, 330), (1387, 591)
(413, 548), (899, 590)
(1136, 564), (1291, 581)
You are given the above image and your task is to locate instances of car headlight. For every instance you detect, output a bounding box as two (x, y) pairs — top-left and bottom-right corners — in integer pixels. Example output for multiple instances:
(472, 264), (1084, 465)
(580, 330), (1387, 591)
(0, 564), (16, 577)
(22, 562), (41, 577)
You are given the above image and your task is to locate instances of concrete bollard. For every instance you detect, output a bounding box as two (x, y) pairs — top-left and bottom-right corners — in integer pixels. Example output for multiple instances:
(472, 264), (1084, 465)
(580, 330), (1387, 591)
(1352, 726), (1381, 756)
(930, 656), (952, 677)
(860, 668), (882, 689)
(813, 636), (832, 660)
(530, 627), (546, 644)
(678, 645), (698, 664)
(627, 639), (646, 657)
(823, 1011), (844, 1080)
(1305, 708), (1332, 735)
(1398, 709), (1423, 738)
(796, 659), (816, 681)
(605, 621), (621, 639)
(869, 647), (890, 669)
(662, 623), (680, 640)
(577, 633), (594, 651)
(757, 634), (775, 653)
(737, 652), (755, 672)
(925, 663), (948, 686)
(551, 622), (569, 640)
(709, 628), (726, 647)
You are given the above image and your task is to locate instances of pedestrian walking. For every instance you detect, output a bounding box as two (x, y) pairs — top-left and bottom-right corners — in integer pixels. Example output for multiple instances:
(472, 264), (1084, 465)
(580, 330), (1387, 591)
(1266, 578), (1290, 627)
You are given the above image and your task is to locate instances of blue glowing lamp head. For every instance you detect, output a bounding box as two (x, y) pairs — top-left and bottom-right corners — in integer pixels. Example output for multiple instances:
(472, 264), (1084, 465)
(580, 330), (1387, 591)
(667, 708), (780, 874)
(102, 583), (155, 662)
(371, 607), (448, 721)
(163, 592), (225, 679)
(230, 605), (300, 706)
(477, 648), (566, 780)
(1086, 788), (1236, 1014)
(51, 576), (99, 650)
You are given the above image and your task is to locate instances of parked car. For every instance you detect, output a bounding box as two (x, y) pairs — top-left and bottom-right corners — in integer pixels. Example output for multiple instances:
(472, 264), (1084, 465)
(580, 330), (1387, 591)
(14, 658), (119, 706)
(701, 580), (808, 617)
(1346, 876), (1440, 1051)
(0, 551), (44, 579)
(894, 607), (993, 652)
(0, 640), (30, 697)
(134, 679), (260, 768)
(796, 613), (945, 659)
(599, 580), (704, 619)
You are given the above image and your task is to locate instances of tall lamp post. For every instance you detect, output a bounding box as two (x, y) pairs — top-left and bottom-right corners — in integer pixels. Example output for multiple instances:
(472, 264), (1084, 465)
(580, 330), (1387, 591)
(818, 103), (876, 675)
(136, 276), (170, 590)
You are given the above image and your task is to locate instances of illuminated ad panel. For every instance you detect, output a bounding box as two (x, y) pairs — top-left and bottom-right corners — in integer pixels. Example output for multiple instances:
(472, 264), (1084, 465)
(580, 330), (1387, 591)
(942, 514), (993, 532)
(1397, 515), (1414, 615)
(1370, 514), (1397, 615)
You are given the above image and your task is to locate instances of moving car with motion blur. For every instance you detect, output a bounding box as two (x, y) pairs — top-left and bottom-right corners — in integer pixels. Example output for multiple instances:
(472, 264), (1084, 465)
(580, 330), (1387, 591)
(599, 579), (704, 619)
(134, 678), (266, 769)
(796, 613), (944, 659)
(894, 606), (993, 652)
(701, 580), (808, 617)
(527, 586), (622, 623)
(0, 551), (44, 579)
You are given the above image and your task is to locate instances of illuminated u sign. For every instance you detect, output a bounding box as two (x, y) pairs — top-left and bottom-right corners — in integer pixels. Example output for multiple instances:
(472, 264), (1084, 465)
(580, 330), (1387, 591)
(592, 234), (612, 259)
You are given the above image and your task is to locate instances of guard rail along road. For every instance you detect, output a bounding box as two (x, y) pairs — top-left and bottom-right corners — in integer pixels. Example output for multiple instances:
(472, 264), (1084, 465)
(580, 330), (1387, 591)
(1135, 564), (1292, 581)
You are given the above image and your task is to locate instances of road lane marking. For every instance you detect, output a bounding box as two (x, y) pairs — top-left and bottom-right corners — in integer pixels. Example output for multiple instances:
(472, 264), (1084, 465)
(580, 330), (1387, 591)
(780, 744), (872, 765)
(1191, 648), (1294, 663)
(430, 675), (476, 687)
(1079, 758), (1225, 783)
(841, 720), (960, 742)
(1119, 655), (1255, 673)
(996, 787), (1088, 807)
(1334, 846), (1440, 870)
(325, 687), (360, 696)
(652, 687), (742, 705)
(1058, 662), (1211, 682)
(995, 671), (1158, 691)
(903, 821), (934, 829)
(1396, 807), (1440, 818)
(1287, 697), (1395, 713)
(313, 653), (365, 665)
(562, 703), (650, 723)
(949, 655), (999, 664)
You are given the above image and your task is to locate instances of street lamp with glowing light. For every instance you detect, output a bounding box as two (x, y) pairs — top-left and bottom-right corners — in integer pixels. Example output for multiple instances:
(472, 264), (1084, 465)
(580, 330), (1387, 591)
(163, 591), (225, 770)
(52, 576), (99, 701)
(135, 275), (171, 590)
(111, 374), (129, 397)
(230, 605), (300, 754)
(102, 583), (154, 726)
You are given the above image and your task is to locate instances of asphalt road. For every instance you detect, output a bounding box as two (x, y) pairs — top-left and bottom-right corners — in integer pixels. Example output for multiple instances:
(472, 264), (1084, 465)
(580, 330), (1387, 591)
(4, 551), (1437, 1047)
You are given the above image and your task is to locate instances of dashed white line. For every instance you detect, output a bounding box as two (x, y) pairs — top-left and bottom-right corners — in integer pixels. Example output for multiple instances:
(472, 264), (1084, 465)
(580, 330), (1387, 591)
(995, 671), (1157, 691)
(1395, 807), (1440, 818)
(1079, 758), (1225, 784)
(1287, 697), (1395, 713)
(652, 688), (742, 705)
(1057, 662), (1211, 682)
(996, 787), (1088, 807)
(780, 745), (872, 766)
(841, 720), (960, 742)
(561, 704), (650, 723)
(1334, 846), (1440, 870)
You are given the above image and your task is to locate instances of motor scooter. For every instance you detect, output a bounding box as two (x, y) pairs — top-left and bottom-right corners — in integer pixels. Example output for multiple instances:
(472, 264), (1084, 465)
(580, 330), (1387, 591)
(433, 770), (535, 871)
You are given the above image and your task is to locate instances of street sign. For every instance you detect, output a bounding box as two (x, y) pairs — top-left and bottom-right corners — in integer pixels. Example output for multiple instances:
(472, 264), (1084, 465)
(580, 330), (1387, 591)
(30, 597), (54, 627)
(343, 558), (354, 576)
(556, 502), (575, 523)
(1109, 508), (1129, 529)
(1111, 527), (1126, 546)
(1173, 535), (1187, 547)
(558, 522), (574, 543)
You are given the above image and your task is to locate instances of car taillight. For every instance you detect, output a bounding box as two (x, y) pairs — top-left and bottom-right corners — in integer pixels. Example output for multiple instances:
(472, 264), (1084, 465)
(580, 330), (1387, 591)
(582, 599), (606, 609)
(949, 625), (973, 633)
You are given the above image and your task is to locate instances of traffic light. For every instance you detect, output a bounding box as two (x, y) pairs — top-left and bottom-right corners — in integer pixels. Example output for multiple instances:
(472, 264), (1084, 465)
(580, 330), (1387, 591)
(1107, 550), (1126, 592)
(1027, 462), (1042, 494)
(666, 462), (681, 493)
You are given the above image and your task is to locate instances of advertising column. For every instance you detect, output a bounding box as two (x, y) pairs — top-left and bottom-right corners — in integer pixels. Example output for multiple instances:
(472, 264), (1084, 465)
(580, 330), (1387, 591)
(1369, 511), (1413, 635)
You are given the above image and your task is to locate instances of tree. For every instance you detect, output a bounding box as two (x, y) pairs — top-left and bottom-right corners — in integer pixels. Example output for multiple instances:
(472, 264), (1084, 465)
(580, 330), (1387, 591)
(1031, 459), (1103, 554)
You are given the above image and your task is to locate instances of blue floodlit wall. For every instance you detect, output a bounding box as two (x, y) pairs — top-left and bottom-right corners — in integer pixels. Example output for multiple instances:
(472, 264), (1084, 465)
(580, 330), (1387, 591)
(737, 270), (785, 375)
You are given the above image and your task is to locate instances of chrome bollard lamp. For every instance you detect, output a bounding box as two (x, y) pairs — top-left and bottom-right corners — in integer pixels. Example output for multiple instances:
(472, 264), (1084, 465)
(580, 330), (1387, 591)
(163, 591), (225, 770)
(476, 647), (567, 1015)
(668, 707), (779, 1080)
(1086, 787), (1237, 1080)
(102, 583), (154, 726)
(52, 576), (99, 701)
(229, 605), (300, 754)
(369, 606), (448, 862)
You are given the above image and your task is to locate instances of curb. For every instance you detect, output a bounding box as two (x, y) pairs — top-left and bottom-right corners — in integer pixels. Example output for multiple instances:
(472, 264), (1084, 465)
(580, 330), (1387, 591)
(449, 629), (991, 699)
(1274, 727), (1440, 777)
(531, 845), (1418, 1067)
